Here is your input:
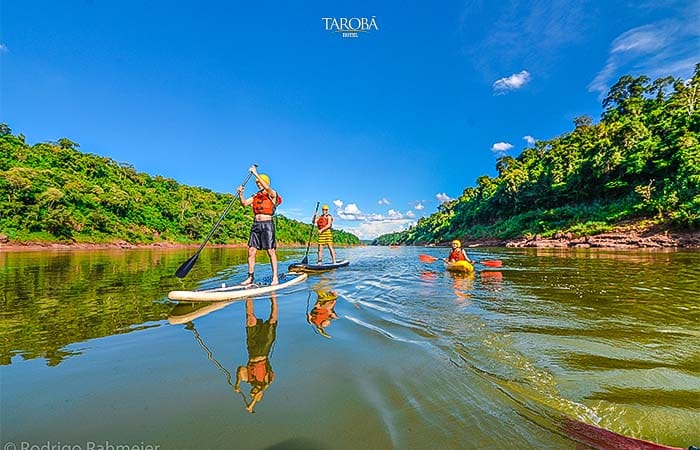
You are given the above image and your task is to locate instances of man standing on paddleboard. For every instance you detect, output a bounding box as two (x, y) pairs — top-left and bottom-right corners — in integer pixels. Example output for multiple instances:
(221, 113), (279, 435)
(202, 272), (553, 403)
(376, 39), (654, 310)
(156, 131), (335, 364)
(316, 204), (337, 264)
(237, 165), (281, 285)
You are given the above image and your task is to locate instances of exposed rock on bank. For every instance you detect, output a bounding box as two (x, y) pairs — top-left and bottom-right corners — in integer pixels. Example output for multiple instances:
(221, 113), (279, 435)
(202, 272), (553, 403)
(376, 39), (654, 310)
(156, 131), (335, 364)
(504, 229), (700, 249)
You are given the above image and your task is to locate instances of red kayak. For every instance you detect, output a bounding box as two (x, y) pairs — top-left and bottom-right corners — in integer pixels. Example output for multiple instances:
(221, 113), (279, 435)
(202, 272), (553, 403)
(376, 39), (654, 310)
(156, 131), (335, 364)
(561, 418), (695, 450)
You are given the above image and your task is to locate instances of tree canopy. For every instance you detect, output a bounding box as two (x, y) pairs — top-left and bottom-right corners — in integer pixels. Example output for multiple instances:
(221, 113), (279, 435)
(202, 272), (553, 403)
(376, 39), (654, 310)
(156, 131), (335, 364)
(0, 132), (360, 246)
(375, 67), (700, 245)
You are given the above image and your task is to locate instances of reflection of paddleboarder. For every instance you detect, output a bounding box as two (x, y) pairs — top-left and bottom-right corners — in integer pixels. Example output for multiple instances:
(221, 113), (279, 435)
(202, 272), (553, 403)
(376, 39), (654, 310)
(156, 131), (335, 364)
(307, 290), (338, 339)
(234, 292), (278, 413)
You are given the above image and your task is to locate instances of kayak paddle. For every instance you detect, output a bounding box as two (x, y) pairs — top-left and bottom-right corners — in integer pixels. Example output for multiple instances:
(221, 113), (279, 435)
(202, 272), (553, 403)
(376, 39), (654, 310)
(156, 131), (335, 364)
(419, 254), (502, 268)
(300, 202), (320, 265)
(175, 165), (256, 278)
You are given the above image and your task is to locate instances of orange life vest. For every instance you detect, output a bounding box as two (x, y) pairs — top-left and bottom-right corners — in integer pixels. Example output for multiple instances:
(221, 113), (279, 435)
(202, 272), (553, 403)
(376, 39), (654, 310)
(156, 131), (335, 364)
(310, 306), (331, 327)
(449, 248), (467, 261)
(253, 191), (281, 215)
(247, 359), (274, 384)
(317, 215), (330, 230)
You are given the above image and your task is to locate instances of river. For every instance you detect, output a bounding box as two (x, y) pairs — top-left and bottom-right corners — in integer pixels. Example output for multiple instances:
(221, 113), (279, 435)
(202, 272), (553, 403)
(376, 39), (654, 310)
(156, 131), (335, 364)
(1, 246), (698, 449)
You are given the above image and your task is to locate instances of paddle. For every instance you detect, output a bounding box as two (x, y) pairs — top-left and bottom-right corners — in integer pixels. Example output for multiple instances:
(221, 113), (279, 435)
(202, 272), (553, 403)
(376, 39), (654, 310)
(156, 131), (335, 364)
(175, 166), (256, 278)
(419, 254), (503, 268)
(300, 202), (320, 265)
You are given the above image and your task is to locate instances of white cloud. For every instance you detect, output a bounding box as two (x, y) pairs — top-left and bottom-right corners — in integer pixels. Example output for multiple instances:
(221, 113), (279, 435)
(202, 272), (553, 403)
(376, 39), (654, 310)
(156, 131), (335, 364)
(333, 199), (343, 208)
(0, 43), (8, 53)
(342, 219), (415, 240)
(378, 197), (390, 205)
(491, 142), (513, 154)
(415, 202), (425, 210)
(332, 202), (418, 238)
(436, 193), (453, 203)
(336, 203), (384, 221)
(337, 203), (363, 220)
(589, 18), (700, 97)
(406, 210), (416, 218)
(493, 70), (531, 94)
(611, 25), (667, 53)
(344, 203), (361, 214)
(523, 135), (536, 146)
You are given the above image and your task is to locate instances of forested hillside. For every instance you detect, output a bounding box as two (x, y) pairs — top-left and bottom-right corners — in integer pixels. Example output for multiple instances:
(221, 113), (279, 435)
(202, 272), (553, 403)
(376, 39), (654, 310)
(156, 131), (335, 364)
(375, 67), (700, 245)
(0, 128), (360, 246)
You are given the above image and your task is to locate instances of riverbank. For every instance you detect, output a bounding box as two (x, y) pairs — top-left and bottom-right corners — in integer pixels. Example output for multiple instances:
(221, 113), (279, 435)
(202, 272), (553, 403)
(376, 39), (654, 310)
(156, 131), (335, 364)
(0, 241), (223, 251)
(3, 226), (699, 251)
(504, 229), (700, 249)
(0, 240), (361, 252)
(457, 224), (700, 249)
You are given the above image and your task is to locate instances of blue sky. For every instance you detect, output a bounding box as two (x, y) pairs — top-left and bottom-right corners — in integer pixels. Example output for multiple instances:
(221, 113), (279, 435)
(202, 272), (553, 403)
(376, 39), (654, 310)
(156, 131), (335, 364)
(2, 1), (698, 239)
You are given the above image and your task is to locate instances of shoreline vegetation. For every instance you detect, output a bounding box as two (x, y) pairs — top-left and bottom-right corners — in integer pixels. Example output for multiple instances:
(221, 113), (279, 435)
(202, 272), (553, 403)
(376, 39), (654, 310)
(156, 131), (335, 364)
(374, 69), (700, 248)
(0, 123), (361, 248)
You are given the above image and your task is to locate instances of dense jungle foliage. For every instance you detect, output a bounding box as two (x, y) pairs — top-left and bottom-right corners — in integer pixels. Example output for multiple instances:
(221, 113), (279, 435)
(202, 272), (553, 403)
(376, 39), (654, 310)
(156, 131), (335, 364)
(375, 67), (700, 245)
(0, 128), (360, 246)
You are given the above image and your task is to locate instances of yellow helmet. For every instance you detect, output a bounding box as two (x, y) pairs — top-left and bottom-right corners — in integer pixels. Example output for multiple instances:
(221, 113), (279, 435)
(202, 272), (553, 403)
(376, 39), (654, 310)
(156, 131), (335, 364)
(322, 204), (329, 210)
(257, 174), (270, 185)
(451, 240), (461, 248)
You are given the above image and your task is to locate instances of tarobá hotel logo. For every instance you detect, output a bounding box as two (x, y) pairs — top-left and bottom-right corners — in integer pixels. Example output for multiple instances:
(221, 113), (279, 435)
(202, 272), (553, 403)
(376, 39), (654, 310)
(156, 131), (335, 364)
(322, 16), (378, 38)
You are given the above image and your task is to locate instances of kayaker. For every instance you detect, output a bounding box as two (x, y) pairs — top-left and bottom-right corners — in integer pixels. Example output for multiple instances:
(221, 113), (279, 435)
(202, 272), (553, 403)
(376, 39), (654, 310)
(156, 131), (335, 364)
(234, 293), (278, 413)
(316, 204), (337, 264)
(237, 165), (280, 285)
(445, 240), (473, 263)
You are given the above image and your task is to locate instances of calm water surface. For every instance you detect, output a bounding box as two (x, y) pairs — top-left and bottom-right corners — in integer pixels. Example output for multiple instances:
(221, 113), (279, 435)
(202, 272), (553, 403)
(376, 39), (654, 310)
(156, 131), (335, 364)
(1, 246), (698, 449)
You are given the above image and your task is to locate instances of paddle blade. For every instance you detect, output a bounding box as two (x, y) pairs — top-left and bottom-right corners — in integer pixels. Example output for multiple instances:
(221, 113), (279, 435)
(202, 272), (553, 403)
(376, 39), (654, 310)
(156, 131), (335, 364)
(419, 254), (438, 263)
(481, 260), (502, 268)
(176, 253), (200, 278)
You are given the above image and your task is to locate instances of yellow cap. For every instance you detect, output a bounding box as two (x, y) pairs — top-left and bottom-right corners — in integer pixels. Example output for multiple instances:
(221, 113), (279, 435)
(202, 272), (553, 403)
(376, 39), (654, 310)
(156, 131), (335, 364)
(316, 290), (337, 301)
(451, 240), (461, 247)
(257, 174), (270, 185)
(322, 204), (329, 210)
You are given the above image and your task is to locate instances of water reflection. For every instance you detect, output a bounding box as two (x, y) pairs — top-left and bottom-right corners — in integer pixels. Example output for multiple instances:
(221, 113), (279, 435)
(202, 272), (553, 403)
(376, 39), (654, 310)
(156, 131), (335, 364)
(0, 247), (299, 366)
(0, 249), (183, 366)
(3, 247), (698, 448)
(480, 270), (503, 291)
(449, 272), (474, 306)
(305, 276), (341, 339)
(172, 293), (280, 414)
(307, 290), (339, 339)
(419, 270), (438, 282)
(235, 293), (278, 413)
(167, 300), (235, 325)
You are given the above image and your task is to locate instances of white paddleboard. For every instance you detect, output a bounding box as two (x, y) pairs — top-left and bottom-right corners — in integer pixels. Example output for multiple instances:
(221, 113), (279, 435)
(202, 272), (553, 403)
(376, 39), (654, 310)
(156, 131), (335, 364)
(168, 272), (308, 302)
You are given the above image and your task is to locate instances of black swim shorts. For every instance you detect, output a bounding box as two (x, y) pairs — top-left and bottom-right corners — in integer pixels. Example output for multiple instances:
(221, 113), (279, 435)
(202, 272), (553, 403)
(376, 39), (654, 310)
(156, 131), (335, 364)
(248, 220), (277, 250)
